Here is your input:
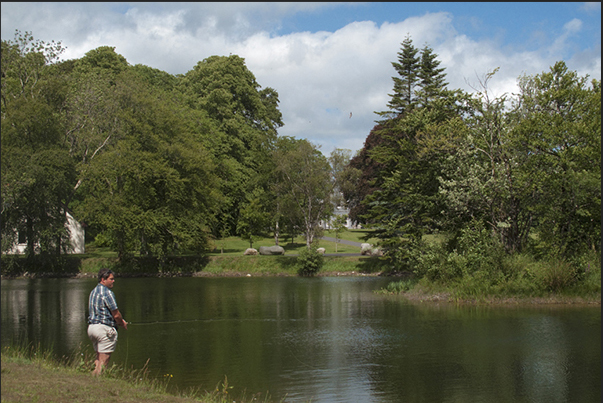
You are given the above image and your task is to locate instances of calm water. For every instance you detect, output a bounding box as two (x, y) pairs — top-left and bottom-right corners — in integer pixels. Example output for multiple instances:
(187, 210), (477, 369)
(1, 276), (600, 402)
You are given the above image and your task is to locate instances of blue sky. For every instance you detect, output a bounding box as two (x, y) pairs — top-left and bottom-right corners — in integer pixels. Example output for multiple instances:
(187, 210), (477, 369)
(1, 2), (600, 155)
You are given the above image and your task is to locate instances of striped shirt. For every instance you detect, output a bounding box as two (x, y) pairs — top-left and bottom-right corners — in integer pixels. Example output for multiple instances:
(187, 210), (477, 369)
(88, 283), (118, 328)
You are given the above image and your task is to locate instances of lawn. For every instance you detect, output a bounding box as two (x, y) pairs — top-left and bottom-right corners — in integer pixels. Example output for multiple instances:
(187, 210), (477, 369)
(210, 229), (379, 256)
(80, 230), (378, 262)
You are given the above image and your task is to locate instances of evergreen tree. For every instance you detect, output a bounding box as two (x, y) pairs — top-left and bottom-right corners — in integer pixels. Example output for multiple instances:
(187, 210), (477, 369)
(417, 44), (448, 106)
(383, 35), (420, 118)
(353, 37), (452, 227)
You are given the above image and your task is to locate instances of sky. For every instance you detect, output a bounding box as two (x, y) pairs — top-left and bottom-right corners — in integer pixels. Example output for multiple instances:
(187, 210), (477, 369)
(1, 2), (601, 156)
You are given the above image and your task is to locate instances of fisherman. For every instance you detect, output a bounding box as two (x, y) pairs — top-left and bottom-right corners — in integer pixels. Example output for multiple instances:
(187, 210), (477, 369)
(87, 268), (128, 375)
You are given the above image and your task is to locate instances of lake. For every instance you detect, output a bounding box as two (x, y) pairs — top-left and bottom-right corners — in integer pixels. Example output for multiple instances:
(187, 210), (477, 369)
(1, 276), (600, 402)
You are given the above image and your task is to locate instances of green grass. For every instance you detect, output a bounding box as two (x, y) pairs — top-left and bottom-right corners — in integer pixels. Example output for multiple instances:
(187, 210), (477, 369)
(198, 254), (385, 276)
(1, 343), (280, 403)
(82, 230), (378, 261)
(210, 230), (379, 256)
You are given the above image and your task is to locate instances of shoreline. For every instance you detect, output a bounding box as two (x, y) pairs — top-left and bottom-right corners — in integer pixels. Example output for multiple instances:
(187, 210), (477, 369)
(392, 288), (601, 307)
(2, 270), (599, 306)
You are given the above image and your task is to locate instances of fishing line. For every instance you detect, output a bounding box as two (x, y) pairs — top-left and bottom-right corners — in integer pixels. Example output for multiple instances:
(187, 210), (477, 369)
(127, 319), (204, 326)
(124, 328), (129, 369)
(127, 318), (282, 326)
(123, 322), (322, 379)
(285, 341), (321, 371)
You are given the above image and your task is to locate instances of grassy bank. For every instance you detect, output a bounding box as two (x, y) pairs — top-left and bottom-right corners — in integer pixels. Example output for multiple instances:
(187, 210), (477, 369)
(379, 251), (601, 305)
(2, 229), (599, 305)
(1, 231), (385, 278)
(1, 344), (277, 403)
(211, 230), (378, 256)
(197, 254), (387, 277)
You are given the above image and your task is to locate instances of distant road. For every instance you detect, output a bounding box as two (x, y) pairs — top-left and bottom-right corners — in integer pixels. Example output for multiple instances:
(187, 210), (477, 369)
(320, 236), (364, 247)
(282, 237), (365, 256)
(320, 237), (376, 256)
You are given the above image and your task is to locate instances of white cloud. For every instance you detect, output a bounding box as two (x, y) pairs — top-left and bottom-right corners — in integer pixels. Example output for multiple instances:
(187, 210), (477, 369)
(1, 3), (600, 155)
(581, 2), (601, 12)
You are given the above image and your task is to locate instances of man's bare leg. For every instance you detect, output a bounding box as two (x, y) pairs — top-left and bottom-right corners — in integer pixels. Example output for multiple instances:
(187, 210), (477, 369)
(93, 352), (112, 375)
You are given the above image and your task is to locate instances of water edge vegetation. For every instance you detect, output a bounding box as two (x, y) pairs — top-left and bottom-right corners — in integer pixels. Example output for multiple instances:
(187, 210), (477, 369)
(1, 231), (599, 305)
(1, 342), (283, 403)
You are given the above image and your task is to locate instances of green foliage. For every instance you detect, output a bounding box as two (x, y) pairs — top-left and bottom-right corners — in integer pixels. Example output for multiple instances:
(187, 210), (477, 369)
(1, 31), (75, 257)
(237, 188), (271, 248)
(296, 241), (324, 276)
(384, 35), (420, 117)
(534, 260), (579, 292)
(274, 137), (334, 248)
(3, 29), (599, 301)
(409, 221), (507, 284)
(384, 278), (418, 293)
(331, 214), (348, 253)
(511, 62), (601, 257)
(0, 254), (81, 276)
(406, 225), (600, 298)
(2, 32), (289, 262)
(329, 148), (355, 207)
(75, 46), (129, 77)
(354, 40), (600, 289)
(178, 54), (283, 239)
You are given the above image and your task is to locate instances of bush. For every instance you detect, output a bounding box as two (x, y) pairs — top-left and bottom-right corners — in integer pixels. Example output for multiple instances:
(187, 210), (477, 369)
(533, 259), (579, 292)
(385, 278), (418, 293)
(0, 254), (81, 276)
(297, 242), (324, 276)
(409, 221), (507, 285)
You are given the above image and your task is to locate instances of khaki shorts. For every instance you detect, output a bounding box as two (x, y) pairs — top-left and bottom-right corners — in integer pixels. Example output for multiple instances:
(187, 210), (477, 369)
(87, 323), (118, 353)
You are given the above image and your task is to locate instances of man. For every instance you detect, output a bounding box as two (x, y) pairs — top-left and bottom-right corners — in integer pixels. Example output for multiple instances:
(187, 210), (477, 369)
(87, 268), (128, 375)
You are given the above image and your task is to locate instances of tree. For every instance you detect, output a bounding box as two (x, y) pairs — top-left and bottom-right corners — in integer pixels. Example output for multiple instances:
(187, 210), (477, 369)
(417, 44), (448, 107)
(352, 37), (452, 227)
(382, 35), (420, 118)
(360, 48), (469, 265)
(237, 188), (270, 248)
(332, 214), (348, 253)
(76, 72), (220, 261)
(1, 30), (64, 110)
(328, 148), (354, 207)
(274, 138), (334, 248)
(179, 55), (283, 238)
(510, 62), (601, 256)
(1, 31), (75, 257)
(62, 48), (131, 200)
(345, 124), (388, 224)
(435, 68), (530, 254)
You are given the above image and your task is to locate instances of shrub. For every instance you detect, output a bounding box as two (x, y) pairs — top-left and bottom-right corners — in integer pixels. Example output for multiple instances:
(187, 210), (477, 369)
(385, 278), (418, 293)
(297, 242), (324, 276)
(409, 221), (507, 285)
(533, 260), (579, 292)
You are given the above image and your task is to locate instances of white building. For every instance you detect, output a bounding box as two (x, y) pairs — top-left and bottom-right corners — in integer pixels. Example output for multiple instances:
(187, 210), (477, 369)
(322, 206), (361, 230)
(7, 211), (85, 254)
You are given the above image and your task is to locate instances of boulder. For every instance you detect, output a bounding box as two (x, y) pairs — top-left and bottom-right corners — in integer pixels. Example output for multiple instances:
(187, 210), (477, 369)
(259, 245), (285, 255)
(316, 247), (326, 254)
(244, 248), (258, 255)
(360, 243), (372, 255)
(370, 248), (383, 257)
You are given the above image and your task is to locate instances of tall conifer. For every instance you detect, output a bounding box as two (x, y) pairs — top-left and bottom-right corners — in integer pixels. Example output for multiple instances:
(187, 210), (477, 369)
(417, 44), (448, 106)
(385, 35), (420, 117)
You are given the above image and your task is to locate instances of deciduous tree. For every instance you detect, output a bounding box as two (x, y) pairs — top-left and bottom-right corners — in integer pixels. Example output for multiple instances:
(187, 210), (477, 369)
(274, 138), (333, 248)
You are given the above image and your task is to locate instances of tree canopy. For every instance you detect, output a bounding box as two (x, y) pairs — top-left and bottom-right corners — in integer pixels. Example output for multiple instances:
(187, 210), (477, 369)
(1, 31), (292, 260)
(2, 30), (599, 276)
(348, 35), (600, 273)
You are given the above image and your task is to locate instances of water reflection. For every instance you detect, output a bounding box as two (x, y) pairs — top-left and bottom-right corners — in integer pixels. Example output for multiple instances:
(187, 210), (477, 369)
(2, 277), (600, 403)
